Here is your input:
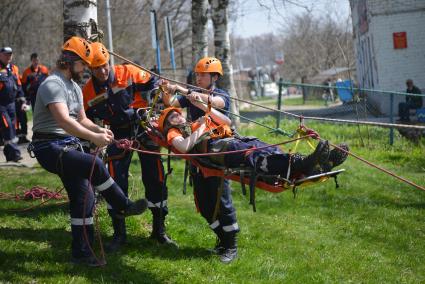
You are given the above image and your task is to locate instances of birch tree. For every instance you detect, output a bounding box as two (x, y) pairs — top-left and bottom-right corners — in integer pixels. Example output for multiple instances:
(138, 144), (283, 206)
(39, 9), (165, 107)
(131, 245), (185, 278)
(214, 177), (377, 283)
(210, 0), (239, 125)
(191, 0), (209, 66)
(63, 0), (99, 42)
(188, 0), (209, 85)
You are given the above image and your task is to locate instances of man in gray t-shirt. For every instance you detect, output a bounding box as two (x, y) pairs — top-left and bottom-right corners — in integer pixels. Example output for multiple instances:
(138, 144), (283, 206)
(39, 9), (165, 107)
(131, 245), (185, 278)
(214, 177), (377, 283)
(29, 36), (148, 267)
(32, 71), (83, 136)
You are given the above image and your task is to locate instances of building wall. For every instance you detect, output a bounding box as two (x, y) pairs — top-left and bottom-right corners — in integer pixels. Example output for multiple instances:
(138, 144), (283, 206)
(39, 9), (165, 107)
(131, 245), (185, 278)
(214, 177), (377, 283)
(350, 0), (425, 114)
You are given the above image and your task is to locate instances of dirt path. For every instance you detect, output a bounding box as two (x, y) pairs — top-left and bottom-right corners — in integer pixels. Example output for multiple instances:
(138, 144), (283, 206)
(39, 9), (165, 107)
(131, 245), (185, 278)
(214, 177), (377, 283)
(0, 120), (37, 168)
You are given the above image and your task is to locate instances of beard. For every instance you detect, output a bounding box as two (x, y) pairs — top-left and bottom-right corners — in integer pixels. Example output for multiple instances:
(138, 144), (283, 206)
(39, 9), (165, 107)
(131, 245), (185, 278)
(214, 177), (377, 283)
(70, 67), (83, 83)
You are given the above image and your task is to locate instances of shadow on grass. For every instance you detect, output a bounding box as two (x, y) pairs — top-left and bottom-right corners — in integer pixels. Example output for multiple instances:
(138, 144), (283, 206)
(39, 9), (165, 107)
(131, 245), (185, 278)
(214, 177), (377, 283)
(121, 235), (213, 261)
(0, 227), (163, 283)
(0, 226), (213, 282)
(0, 201), (69, 218)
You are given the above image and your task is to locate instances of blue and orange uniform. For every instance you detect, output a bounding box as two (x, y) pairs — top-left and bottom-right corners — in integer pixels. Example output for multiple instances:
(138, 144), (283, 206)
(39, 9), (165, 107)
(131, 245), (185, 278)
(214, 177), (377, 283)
(22, 63), (49, 109)
(0, 49), (23, 162)
(163, 57), (239, 263)
(83, 58), (175, 249)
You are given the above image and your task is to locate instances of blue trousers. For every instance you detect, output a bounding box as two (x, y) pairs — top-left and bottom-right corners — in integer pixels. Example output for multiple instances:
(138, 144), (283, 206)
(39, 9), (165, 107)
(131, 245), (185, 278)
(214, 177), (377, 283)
(0, 103), (21, 161)
(191, 165), (239, 237)
(215, 137), (290, 175)
(106, 126), (167, 215)
(15, 100), (28, 136)
(398, 101), (419, 121)
(106, 143), (168, 216)
(32, 137), (129, 258)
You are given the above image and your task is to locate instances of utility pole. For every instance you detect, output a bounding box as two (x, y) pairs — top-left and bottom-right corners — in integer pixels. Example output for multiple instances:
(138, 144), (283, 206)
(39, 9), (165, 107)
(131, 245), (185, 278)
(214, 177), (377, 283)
(164, 16), (176, 78)
(150, 9), (161, 74)
(105, 0), (114, 66)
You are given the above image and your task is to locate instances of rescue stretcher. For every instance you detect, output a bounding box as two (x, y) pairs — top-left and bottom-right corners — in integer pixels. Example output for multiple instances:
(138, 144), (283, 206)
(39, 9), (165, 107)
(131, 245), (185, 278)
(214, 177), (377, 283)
(142, 123), (345, 212)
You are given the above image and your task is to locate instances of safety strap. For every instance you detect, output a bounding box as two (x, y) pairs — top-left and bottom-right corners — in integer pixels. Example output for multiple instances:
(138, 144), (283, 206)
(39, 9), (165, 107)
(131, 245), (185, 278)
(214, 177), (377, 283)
(56, 143), (82, 178)
(147, 87), (161, 121)
(212, 177), (225, 221)
(239, 168), (246, 196)
(334, 175), (339, 188)
(249, 168), (257, 212)
(159, 148), (173, 221)
(206, 93), (212, 116)
(183, 160), (189, 195)
(292, 186), (297, 199)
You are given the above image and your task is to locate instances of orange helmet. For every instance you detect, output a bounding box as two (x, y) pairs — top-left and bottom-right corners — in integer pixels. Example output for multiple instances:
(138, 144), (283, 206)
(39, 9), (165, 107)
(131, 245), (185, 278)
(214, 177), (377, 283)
(90, 42), (110, 68)
(194, 57), (223, 76)
(158, 107), (182, 134)
(62, 36), (93, 65)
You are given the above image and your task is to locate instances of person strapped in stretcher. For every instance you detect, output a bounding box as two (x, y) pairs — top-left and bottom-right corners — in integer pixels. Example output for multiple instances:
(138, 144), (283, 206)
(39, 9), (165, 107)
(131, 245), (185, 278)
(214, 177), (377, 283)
(153, 94), (349, 181)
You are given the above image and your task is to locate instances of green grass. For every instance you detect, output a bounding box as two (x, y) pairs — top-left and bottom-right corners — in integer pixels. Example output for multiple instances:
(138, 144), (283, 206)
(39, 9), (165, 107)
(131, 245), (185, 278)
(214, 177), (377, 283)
(282, 96), (324, 106)
(242, 96), (325, 109)
(0, 118), (424, 283)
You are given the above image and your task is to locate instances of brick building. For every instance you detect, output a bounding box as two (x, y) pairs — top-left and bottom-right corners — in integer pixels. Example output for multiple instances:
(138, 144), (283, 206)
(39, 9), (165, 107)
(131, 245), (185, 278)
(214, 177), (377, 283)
(350, 0), (425, 114)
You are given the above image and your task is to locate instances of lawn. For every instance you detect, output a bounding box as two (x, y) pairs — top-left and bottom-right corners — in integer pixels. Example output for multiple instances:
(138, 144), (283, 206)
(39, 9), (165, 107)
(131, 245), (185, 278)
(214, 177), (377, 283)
(0, 117), (424, 283)
(241, 96), (325, 110)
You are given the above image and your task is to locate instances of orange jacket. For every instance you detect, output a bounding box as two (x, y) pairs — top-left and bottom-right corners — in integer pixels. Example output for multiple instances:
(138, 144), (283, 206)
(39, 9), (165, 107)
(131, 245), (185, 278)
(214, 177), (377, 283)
(83, 64), (153, 110)
(21, 64), (49, 98)
(83, 64), (155, 125)
(21, 64), (49, 84)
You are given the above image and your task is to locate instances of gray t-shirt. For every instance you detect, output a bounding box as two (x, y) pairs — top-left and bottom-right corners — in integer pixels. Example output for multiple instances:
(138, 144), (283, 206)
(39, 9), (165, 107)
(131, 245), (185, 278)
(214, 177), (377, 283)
(32, 71), (83, 135)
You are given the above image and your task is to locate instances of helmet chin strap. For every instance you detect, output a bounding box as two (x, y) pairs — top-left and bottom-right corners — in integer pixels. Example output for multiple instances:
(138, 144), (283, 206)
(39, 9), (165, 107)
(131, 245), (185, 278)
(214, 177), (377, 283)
(207, 74), (215, 90)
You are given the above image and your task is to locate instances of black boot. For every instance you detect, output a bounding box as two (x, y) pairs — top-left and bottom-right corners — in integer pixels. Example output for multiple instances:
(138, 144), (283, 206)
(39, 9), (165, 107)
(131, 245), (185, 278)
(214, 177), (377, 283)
(151, 210), (178, 248)
(105, 217), (127, 253)
(292, 140), (330, 175)
(321, 143), (349, 172)
(208, 228), (225, 255)
(17, 135), (30, 144)
(117, 198), (148, 218)
(218, 232), (238, 264)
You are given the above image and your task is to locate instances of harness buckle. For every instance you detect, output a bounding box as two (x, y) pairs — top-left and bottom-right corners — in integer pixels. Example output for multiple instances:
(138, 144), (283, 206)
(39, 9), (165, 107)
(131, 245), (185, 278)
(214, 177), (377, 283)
(27, 143), (36, 158)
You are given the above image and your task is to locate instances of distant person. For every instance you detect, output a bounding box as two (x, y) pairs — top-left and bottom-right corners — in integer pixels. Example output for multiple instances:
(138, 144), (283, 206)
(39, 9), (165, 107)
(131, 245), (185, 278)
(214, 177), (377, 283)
(0, 46), (23, 162)
(22, 53), (49, 110)
(301, 76), (308, 104)
(247, 69), (257, 99)
(17, 53), (49, 144)
(258, 69), (265, 97)
(322, 78), (334, 106)
(398, 79), (423, 122)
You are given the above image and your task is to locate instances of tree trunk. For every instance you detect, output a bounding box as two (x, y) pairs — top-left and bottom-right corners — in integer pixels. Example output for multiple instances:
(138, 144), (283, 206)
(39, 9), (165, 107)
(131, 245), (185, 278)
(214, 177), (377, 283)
(210, 0), (239, 126)
(63, 0), (99, 42)
(191, 0), (209, 84)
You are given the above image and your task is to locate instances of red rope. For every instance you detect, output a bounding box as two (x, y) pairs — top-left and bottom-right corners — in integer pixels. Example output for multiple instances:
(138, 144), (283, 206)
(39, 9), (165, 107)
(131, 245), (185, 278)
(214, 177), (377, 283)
(82, 147), (107, 266)
(0, 186), (65, 201)
(326, 140), (425, 192)
(114, 135), (315, 156)
(116, 133), (424, 192)
(5, 186), (67, 212)
(21, 186), (65, 200)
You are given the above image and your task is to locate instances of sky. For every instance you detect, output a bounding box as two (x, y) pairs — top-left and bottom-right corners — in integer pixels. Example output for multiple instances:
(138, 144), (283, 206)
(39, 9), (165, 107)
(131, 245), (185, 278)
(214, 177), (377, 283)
(230, 0), (352, 38)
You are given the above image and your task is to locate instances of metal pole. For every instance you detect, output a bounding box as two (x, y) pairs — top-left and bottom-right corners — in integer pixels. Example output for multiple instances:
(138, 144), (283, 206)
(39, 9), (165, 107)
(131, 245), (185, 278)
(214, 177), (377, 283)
(164, 17), (176, 78)
(105, 0), (114, 66)
(389, 93), (394, 145)
(254, 46), (260, 97)
(151, 10), (161, 74)
(276, 78), (283, 129)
